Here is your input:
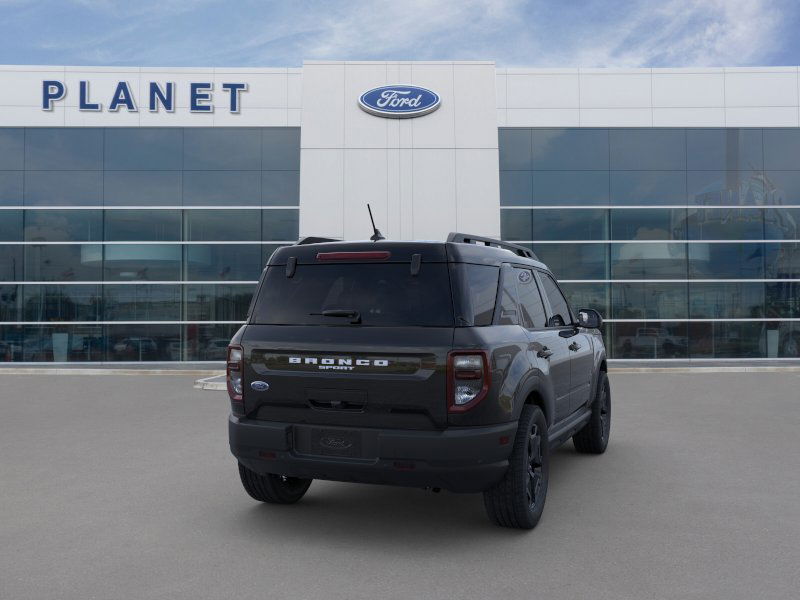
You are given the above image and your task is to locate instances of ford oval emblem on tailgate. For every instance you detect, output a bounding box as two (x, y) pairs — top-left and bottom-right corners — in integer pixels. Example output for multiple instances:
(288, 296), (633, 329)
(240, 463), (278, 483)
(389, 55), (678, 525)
(250, 381), (269, 391)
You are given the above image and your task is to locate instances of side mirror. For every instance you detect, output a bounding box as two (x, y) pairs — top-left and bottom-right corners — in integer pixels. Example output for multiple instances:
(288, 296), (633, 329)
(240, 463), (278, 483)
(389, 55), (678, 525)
(577, 308), (603, 329)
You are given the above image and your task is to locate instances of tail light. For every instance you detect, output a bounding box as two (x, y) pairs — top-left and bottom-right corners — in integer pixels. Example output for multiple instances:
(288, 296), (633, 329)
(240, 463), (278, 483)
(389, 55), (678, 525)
(447, 350), (490, 413)
(227, 345), (244, 415)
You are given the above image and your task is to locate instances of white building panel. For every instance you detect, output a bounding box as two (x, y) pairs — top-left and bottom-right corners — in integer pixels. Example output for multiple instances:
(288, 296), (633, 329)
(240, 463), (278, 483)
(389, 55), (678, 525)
(652, 72), (725, 107)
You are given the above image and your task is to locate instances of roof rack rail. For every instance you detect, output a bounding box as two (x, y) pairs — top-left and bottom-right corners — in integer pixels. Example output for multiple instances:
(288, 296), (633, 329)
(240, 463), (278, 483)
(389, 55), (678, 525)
(446, 232), (538, 260)
(296, 236), (339, 245)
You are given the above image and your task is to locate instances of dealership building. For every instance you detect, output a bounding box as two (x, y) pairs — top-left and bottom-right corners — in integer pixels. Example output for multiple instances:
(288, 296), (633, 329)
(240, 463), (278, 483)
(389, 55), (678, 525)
(0, 61), (799, 362)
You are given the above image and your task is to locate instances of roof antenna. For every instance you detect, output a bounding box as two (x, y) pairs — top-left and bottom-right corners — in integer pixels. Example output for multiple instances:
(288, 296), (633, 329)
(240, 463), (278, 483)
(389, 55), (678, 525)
(367, 204), (385, 242)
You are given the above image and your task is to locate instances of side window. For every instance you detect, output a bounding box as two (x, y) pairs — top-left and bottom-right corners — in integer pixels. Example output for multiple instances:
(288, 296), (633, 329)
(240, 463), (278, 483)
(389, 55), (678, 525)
(460, 264), (499, 326)
(496, 267), (519, 325)
(515, 268), (547, 329)
(540, 273), (572, 327)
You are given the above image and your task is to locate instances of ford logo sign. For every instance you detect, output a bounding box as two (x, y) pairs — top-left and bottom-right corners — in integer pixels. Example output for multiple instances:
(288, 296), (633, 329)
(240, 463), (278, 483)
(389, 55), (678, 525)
(358, 85), (440, 118)
(250, 381), (269, 392)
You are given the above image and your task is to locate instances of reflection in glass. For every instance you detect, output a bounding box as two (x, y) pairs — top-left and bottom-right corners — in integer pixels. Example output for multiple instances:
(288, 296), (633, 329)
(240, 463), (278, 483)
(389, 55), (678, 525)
(533, 129), (609, 170)
(765, 242), (800, 279)
(0, 246), (23, 281)
(501, 210), (532, 241)
(0, 129), (24, 170)
(262, 128), (301, 170)
(104, 285), (181, 320)
(774, 322), (800, 357)
(105, 324), (181, 361)
(263, 209), (299, 241)
(104, 171), (182, 206)
(560, 283), (609, 318)
(766, 282), (800, 318)
(184, 209), (260, 241)
(185, 323), (241, 361)
(612, 321), (688, 359)
(687, 207), (764, 240)
(24, 171), (103, 206)
(105, 210), (181, 241)
(499, 129), (532, 170)
(611, 171), (686, 205)
(610, 129), (685, 170)
(25, 128), (103, 170)
(262, 171), (300, 206)
(689, 243), (764, 279)
(0, 285), (20, 321)
(611, 208), (687, 240)
(0, 210), (23, 241)
(687, 170), (773, 205)
(185, 245), (263, 281)
(611, 243), (687, 279)
(533, 171), (609, 206)
(185, 284), (255, 321)
(183, 128), (261, 170)
(183, 171), (261, 206)
(24, 245), (102, 281)
(612, 282), (687, 320)
(530, 244), (608, 280)
(500, 172), (532, 206)
(689, 322), (765, 358)
(24, 210), (102, 242)
(531, 209), (607, 241)
(686, 129), (763, 171)
(104, 128), (182, 171)
(22, 324), (104, 362)
(103, 245), (181, 281)
(22, 285), (101, 321)
(763, 129), (800, 170)
(688, 282), (764, 319)
(0, 171), (23, 205)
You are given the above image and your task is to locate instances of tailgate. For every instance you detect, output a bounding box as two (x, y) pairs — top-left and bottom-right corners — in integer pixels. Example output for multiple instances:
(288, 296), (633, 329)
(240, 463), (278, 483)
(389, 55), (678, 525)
(241, 325), (453, 430)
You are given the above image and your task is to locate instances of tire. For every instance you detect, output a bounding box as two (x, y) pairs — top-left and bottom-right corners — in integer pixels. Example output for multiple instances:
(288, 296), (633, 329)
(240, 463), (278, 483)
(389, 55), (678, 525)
(483, 405), (549, 530)
(238, 463), (312, 504)
(573, 371), (611, 454)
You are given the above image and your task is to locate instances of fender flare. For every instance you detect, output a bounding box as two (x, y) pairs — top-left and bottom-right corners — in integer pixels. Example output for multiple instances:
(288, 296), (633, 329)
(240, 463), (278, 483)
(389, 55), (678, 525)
(512, 372), (556, 427)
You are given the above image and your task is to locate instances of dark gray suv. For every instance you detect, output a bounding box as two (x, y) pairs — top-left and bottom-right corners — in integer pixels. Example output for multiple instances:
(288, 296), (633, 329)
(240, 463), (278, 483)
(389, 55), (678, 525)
(227, 233), (610, 529)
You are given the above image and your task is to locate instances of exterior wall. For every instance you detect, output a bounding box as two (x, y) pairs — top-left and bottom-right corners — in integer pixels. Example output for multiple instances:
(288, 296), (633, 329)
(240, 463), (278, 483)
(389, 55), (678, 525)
(497, 67), (800, 128)
(298, 61), (501, 241)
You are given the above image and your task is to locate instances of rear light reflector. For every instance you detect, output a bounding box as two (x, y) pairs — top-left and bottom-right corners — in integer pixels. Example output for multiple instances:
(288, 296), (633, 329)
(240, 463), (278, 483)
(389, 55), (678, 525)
(316, 251), (391, 261)
(227, 345), (244, 414)
(447, 350), (491, 413)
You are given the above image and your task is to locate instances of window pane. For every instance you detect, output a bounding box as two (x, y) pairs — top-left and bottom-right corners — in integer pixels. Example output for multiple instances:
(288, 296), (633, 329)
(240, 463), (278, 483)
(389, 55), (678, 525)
(0, 285), (21, 321)
(0, 129), (24, 170)
(501, 209), (532, 241)
(0, 246), (23, 281)
(497, 267), (519, 325)
(533, 171), (609, 206)
(0, 325), (23, 361)
(185, 323), (240, 361)
(533, 129), (609, 170)
(103, 245), (181, 281)
(104, 171), (182, 206)
(500, 171), (532, 206)
(689, 243), (764, 279)
(22, 285), (101, 321)
(612, 321), (688, 359)
(687, 208), (764, 240)
(263, 209), (299, 241)
(104, 128), (182, 170)
(687, 170), (769, 205)
(25, 128), (103, 170)
(531, 243), (608, 280)
(689, 282), (764, 319)
(765, 242), (800, 278)
(183, 128), (260, 170)
(0, 171), (23, 206)
(184, 209), (260, 241)
(610, 129), (685, 170)
(185, 284), (255, 321)
(540, 273), (571, 326)
(611, 171), (686, 205)
(183, 171), (260, 206)
(686, 129), (763, 171)
(0, 210), (23, 241)
(766, 282), (800, 317)
(22, 325), (104, 362)
(560, 282), (609, 319)
(104, 285), (181, 320)
(24, 244), (102, 281)
(262, 170), (299, 206)
(106, 324), (181, 361)
(185, 244), (263, 281)
(515, 269), (547, 328)
(763, 208), (800, 239)
(262, 128), (300, 170)
(498, 129), (532, 170)
(611, 282), (687, 320)
(689, 322), (765, 358)
(24, 210), (102, 242)
(611, 243), (687, 279)
(531, 209), (608, 241)
(765, 170), (800, 204)
(104, 209), (181, 241)
(774, 322), (800, 357)
(611, 208), (687, 240)
(24, 171), (103, 206)
(764, 129), (800, 170)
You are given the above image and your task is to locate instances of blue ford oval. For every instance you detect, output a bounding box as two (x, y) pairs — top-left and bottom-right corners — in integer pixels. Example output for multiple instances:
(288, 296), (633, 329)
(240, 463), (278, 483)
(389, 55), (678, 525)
(358, 85), (440, 118)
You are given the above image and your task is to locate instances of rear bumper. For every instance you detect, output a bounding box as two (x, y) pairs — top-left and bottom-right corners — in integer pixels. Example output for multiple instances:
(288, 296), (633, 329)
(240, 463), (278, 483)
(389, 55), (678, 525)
(229, 415), (517, 493)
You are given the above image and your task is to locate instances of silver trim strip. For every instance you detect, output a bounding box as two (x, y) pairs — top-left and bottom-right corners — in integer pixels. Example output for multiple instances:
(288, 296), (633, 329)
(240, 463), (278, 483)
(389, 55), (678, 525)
(0, 206), (300, 210)
(500, 205), (800, 210)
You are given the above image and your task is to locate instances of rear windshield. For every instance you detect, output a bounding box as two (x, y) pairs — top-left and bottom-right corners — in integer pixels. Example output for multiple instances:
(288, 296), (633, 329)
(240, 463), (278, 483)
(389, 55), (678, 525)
(252, 263), (454, 327)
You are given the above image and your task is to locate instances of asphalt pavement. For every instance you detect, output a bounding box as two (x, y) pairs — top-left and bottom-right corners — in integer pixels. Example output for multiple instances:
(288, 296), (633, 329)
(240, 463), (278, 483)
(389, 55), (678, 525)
(1, 372), (798, 599)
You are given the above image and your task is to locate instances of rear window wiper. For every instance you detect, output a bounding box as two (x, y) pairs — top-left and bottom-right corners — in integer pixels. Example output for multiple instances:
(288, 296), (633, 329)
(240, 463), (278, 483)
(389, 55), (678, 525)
(310, 309), (362, 324)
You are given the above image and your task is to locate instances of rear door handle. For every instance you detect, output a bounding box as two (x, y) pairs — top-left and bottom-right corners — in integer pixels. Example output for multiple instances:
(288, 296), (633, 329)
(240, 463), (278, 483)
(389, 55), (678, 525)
(568, 342), (581, 351)
(537, 346), (553, 359)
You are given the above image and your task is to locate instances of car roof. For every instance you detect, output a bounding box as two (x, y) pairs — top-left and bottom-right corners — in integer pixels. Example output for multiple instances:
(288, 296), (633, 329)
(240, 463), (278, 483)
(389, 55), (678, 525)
(268, 240), (550, 271)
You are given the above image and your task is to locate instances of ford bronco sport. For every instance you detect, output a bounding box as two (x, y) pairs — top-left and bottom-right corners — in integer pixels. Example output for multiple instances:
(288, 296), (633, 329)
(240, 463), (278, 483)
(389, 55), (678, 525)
(227, 233), (610, 529)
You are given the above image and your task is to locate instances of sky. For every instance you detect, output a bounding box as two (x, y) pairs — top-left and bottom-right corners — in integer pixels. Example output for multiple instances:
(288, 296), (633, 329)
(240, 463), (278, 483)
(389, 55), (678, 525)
(0, 0), (798, 68)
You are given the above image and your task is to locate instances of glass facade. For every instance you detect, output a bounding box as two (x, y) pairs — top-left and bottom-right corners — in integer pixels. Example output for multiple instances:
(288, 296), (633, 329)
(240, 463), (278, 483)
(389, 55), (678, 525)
(0, 127), (299, 362)
(500, 128), (800, 359)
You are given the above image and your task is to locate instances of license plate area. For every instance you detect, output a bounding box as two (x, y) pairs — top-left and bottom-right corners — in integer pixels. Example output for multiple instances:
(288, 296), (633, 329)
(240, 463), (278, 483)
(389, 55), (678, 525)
(292, 426), (370, 459)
